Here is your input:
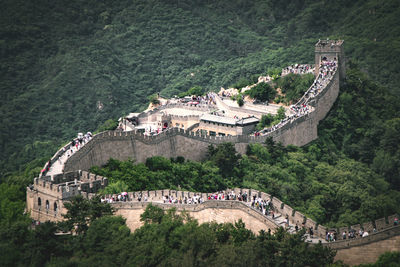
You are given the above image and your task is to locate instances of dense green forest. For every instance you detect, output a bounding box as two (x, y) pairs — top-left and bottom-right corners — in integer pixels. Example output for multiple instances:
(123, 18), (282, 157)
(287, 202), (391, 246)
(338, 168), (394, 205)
(0, 196), (338, 266)
(1, 0), (400, 174)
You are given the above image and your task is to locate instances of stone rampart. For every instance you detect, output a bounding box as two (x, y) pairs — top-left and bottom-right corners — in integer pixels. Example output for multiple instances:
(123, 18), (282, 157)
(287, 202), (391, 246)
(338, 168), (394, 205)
(327, 226), (400, 266)
(101, 187), (329, 238)
(26, 170), (108, 222)
(63, 69), (338, 171)
(113, 200), (279, 234)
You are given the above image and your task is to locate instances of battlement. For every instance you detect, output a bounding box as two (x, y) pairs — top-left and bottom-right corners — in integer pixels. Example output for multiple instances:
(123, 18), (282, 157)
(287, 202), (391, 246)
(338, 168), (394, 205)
(30, 170), (108, 199)
(103, 187), (398, 243)
(101, 187), (329, 238)
(315, 39), (344, 49)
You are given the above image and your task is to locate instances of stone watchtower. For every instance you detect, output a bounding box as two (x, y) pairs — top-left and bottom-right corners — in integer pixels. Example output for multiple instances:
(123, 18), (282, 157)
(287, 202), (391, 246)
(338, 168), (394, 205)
(315, 39), (345, 81)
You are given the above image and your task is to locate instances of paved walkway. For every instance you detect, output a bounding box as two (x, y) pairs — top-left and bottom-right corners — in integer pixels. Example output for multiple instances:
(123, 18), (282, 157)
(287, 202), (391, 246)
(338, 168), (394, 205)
(46, 145), (82, 176)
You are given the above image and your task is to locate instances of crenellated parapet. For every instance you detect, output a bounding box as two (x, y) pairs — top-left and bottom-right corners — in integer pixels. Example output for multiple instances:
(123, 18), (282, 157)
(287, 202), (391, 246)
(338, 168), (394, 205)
(101, 187), (330, 239)
(26, 170), (108, 222)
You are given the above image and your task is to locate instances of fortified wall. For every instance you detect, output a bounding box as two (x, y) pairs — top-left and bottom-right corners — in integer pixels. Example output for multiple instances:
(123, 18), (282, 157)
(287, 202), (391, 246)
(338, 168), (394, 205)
(328, 226), (400, 265)
(103, 188), (326, 237)
(26, 171), (108, 222)
(113, 201), (279, 234)
(29, 40), (400, 265)
(62, 40), (341, 172)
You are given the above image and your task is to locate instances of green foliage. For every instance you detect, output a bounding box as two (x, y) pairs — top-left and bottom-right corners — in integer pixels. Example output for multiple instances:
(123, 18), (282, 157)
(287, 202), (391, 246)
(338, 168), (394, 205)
(275, 73), (314, 104)
(316, 67), (400, 191)
(208, 143), (241, 178)
(140, 204), (165, 224)
(91, 157), (226, 192)
(148, 94), (160, 105)
(187, 86), (204, 96)
(178, 86), (204, 97)
(231, 93), (244, 106)
(256, 107), (286, 130)
(94, 118), (118, 133)
(276, 106), (286, 120)
(60, 195), (114, 235)
(101, 180), (129, 194)
(231, 75), (259, 89)
(267, 67), (282, 78)
(237, 97), (244, 107)
(257, 114), (275, 130)
(244, 82), (276, 102)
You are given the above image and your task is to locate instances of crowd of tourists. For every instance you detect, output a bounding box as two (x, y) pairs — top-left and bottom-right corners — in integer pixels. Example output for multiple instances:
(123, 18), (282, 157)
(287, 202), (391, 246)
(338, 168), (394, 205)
(64, 132), (93, 158)
(281, 64), (314, 76)
(101, 192), (130, 203)
(251, 195), (275, 218)
(260, 60), (337, 135)
(175, 93), (216, 106)
(41, 132), (92, 176)
(297, 60), (337, 105)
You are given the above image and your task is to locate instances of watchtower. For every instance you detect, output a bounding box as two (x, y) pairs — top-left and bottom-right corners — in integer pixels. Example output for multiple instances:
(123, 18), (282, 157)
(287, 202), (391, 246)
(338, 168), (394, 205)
(315, 39), (345, 81)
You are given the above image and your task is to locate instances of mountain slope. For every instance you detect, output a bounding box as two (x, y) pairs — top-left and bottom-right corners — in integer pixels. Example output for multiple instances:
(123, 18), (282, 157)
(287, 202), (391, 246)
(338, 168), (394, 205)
(0, 0), (399, 174)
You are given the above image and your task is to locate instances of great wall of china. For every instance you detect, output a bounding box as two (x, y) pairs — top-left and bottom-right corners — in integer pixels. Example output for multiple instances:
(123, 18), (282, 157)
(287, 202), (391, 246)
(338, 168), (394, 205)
(26, 40), (400, 266)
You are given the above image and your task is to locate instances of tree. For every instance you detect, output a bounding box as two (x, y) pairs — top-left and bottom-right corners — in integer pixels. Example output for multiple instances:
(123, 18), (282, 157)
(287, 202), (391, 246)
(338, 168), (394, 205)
(237, 97), (244, 107)
(140, 204), (165, 224)
(101, 180), (129, 194)
(94, 119), (118, 133)
(245, 82), (276, 102)
(148, 94), (160, 105)
(208, 143), (241, 177)
(276, 106), (286, 120)
(187, 86), (204, 96)
(61, 195), (114, 235)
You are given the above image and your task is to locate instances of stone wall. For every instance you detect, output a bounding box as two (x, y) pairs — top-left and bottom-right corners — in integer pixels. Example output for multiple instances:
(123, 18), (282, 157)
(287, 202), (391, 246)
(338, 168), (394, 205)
(63, 57), (340, 172)
(27, 171), (108, 222)
(101, 187), (328, 238)
(327, 226), (400, 266)
(113, 201), (278, 234)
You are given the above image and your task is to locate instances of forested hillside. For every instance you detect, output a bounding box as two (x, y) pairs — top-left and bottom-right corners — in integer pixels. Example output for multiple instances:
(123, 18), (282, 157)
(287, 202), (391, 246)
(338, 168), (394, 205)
(1, 0), (400, 175)
(1, 1), (400, 265)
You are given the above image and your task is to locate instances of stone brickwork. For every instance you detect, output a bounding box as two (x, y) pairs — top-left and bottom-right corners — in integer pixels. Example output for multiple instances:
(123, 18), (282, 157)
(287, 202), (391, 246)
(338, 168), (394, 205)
(102, 187), (329, 239)
(26, 171), (108, 222)
(113, 201), (278, 234)
(327, 226), (400, 266)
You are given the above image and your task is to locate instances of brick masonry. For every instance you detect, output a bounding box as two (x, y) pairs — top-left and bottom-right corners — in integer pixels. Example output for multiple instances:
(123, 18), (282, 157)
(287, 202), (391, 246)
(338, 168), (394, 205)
(328, 226), (400, 265)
